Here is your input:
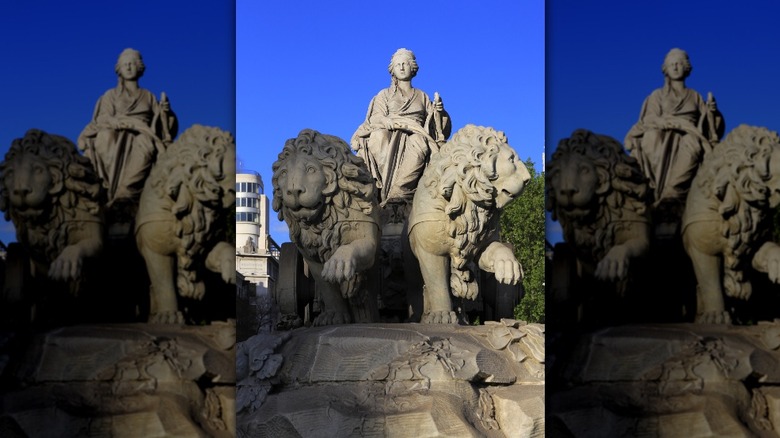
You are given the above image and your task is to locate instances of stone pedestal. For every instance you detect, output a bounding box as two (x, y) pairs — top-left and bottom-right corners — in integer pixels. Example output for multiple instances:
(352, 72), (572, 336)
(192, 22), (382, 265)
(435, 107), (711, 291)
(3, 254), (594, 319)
(0, 322), (236, 437)
(549, 322), (780, 436)
(238, 320), (545, 437)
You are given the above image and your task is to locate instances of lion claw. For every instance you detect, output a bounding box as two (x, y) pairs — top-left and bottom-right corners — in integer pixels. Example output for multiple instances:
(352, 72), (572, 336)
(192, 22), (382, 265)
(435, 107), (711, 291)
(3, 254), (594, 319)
(149, 310), (184, 325)
(695, 311), (732, 325)
(421, 311), (459, 324)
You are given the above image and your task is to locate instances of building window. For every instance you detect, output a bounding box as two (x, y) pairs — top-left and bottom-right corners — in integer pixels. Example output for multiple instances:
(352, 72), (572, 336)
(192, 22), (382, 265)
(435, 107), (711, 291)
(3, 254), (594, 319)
(236, 212), (259, 223)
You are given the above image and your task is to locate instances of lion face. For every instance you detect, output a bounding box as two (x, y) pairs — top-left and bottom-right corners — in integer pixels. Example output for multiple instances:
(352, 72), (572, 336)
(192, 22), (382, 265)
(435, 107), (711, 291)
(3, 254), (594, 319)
(547, 152), (605, 219)
(493, 145), (531, 208)
(2, 153), (60, 217)
(274, 153), (333, 224)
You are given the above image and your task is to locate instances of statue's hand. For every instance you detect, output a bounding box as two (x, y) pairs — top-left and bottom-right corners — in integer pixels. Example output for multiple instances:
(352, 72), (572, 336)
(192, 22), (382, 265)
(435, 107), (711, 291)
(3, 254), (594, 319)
(433, 98), (444, 112)
(160, 99), (171, 113)
(707, 98), (717, 113)
(595, 244), (630, 282)
(49, 245), (83, 282)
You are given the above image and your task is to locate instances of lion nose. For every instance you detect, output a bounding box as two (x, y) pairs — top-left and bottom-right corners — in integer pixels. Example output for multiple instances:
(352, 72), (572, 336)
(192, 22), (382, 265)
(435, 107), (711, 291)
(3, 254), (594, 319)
(13, 187), (30, 198)
(286, 186), (305, 197)
(559, 187), (578, 197)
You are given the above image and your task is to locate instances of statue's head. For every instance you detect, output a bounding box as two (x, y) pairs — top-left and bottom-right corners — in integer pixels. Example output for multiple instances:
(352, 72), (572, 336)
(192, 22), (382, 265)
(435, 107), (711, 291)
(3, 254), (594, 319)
(115, 48), (146, 80)
(661, 48), (692, 80)
(388, 48), (419, 80)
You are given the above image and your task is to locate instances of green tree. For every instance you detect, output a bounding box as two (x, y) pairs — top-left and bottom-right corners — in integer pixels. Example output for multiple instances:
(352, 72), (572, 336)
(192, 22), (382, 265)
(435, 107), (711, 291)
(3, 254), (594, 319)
(499, 158), (545, 323)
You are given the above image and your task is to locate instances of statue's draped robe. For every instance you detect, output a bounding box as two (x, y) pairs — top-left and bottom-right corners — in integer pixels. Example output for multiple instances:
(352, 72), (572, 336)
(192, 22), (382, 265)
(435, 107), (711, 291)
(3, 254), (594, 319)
(79, 87), (176, 205)
(351, 87), (450, 206)
(625, 86), (723, 206)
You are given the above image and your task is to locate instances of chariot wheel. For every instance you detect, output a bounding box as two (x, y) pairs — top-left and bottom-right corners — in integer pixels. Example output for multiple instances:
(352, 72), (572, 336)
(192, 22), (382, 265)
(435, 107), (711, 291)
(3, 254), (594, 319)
(481, 271), (522, 322)
(275, 243), (313, 323)
(550, 241), (580, 324)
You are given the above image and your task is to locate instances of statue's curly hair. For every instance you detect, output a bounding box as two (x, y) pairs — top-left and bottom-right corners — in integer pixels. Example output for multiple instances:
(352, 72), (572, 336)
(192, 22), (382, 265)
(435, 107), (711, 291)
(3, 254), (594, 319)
(144, 124), (235, 298)
(691, 124), (780, 298)
(0, 129), (104, 262)
(546, 129), (649, 263)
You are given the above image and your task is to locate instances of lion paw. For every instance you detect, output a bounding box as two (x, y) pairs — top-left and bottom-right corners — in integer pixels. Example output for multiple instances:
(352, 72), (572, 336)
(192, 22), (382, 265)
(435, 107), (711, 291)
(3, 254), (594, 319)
(149, 310), (184, 324)
(313, 311), (352, 326)
(695, 311), (732, 325)
(421, 311), (459, 324)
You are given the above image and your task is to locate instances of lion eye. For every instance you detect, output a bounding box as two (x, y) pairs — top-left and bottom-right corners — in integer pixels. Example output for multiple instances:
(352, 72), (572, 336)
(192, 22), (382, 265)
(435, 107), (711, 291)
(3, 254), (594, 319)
(306, 166), (316, 174)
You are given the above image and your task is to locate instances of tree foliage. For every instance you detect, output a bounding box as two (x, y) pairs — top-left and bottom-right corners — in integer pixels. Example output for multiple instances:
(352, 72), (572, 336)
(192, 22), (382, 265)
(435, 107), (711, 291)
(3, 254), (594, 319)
(500, 159), (545, 323)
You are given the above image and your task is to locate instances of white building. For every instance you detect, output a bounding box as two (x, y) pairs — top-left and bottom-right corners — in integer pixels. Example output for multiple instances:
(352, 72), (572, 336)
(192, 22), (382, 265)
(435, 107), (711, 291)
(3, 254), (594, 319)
(236, 171), (279, 297)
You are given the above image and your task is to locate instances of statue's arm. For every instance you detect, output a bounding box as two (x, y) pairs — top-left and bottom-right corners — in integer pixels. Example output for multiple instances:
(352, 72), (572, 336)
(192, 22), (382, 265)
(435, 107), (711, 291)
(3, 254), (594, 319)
(365, 92), (393, 130)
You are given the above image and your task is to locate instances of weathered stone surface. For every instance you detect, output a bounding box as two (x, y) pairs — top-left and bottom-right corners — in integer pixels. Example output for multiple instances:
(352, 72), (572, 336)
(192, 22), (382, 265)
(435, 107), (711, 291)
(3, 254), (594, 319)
(0, 322), (235, 437)
(238, 321), (544, 437)
(491, 385), (545, 438)
(550, 323), (780, 436)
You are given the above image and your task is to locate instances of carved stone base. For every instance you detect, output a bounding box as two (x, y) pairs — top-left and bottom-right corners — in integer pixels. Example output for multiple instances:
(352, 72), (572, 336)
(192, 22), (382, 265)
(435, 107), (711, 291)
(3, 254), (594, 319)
(238, 320), (545, 437)
(0, 322), (236, 437)
(549, 322), (780, 436)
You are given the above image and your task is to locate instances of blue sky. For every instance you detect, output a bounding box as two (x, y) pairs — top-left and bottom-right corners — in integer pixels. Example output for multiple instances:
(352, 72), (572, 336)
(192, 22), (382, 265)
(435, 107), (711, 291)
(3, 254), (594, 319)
(237, 0), (545, 245)
(1, 1), (235, 245)
(546, 0), (780, 242)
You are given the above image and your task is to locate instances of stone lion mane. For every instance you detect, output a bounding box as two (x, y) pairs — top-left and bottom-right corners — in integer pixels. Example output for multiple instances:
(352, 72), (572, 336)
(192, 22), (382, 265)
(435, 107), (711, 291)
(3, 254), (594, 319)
(546, 129), (649, 263)
(691, 124), (779, 297)
(143, 124), (234, 296)
(0, 129), (103, 262)
(271, 129), (376, 263)
(418, 124), (509, 289)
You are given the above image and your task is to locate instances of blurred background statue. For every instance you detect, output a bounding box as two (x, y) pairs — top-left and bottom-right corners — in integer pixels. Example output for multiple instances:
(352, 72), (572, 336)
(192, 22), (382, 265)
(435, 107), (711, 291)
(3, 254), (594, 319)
(625, 48), (723, 228)
(78, 48), (178, 233)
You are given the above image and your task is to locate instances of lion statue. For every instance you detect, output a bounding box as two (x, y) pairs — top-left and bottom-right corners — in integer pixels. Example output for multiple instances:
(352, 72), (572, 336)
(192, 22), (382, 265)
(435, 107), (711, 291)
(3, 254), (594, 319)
(682, 124), (780, 324)
(272, 129), (380, 326)
(0, 129), (104, 292)
(407, 124), (530, 324)
(546, 130), (651, 284)
(135, 124), (236, 324)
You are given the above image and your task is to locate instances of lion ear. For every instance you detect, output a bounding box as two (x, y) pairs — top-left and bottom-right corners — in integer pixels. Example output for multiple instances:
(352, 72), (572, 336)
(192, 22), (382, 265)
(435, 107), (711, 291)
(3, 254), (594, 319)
(48, 167), (64, 194)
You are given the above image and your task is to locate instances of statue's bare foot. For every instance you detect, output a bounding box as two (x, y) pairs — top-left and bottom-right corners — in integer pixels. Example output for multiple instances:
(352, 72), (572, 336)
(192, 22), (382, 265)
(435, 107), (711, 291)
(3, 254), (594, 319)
(421, 310), (459, 324)
(149, 310), (184, 324)
(313, 311), (351, 326)
(695, 310), (732, 324)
